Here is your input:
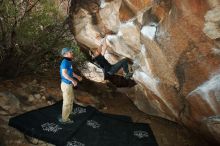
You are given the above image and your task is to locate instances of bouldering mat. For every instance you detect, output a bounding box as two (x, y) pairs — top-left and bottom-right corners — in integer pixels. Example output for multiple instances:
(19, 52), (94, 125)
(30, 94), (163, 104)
(9, 101), (158, 146)
(9, 101), (96, 146)
(130, 123), (158, 146)
(65, 112), (133, 146)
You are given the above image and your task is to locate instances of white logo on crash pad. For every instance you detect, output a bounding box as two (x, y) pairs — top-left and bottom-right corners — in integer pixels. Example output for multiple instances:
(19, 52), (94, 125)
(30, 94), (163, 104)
(87, 120), (101, 129)
(134, 130), (149, 139)
(41, 122), (62, 133)
(66, 140), (85, 146)
(72, 107), (86, 115)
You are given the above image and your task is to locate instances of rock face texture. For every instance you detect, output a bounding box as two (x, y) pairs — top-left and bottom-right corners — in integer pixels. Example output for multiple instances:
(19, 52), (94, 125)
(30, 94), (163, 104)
(70, 0), (220, 143)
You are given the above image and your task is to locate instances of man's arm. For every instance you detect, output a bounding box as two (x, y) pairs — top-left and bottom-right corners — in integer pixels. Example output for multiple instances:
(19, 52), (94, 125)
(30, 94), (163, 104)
(92, 37), (108, 58)
(62, 69), (77, 86)
(73, 72), (82, 81)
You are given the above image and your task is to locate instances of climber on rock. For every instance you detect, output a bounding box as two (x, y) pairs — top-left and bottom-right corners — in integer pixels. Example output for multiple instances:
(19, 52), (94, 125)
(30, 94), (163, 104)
(90, 37), (133, 80)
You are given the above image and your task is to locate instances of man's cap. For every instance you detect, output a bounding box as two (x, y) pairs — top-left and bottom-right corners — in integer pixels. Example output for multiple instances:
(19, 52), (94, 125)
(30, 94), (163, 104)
(61, 48), (72, 56)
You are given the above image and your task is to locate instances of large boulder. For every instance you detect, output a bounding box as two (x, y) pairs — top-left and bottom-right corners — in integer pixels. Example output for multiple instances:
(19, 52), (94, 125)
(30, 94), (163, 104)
(70, 0), (220, 143)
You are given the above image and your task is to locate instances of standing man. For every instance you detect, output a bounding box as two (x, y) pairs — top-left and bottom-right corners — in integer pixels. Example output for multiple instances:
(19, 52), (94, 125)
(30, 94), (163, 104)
(59, 48), (82, 124)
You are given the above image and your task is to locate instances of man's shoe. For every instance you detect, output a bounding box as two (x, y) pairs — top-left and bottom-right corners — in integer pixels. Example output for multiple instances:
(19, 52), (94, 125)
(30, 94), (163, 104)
(58, 117), (74, 124)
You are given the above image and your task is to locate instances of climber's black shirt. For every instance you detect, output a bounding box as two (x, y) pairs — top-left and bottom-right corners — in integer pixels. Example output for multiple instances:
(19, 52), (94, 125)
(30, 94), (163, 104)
(94, 55), (112, 74)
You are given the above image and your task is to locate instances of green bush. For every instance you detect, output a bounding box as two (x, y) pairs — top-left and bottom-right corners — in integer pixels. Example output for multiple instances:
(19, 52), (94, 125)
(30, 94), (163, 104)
(0, 0), (86, 78)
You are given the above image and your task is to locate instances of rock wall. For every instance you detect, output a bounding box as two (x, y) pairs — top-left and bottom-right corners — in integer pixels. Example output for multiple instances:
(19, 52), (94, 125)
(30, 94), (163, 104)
(70, 0), (220, 143)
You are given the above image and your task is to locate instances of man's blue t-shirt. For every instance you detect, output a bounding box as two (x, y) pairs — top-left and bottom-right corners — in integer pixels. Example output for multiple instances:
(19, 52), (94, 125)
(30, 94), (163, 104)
(60, 58), (73, 84)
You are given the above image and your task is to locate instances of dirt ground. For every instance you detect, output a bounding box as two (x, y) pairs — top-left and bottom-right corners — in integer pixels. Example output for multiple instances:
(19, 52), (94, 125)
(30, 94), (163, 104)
(0, 75), (212, 146)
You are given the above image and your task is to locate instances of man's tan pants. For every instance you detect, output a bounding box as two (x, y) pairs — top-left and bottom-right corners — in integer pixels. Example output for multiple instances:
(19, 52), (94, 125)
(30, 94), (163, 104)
(61, 82), (75, 122)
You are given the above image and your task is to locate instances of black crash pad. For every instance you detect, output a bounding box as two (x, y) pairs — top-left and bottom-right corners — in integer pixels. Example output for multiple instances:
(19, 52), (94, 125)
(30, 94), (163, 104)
(9, 101), (96, 146)
(9, 101), (158, 146)
(66, 112), (133, 146)
(131, 123), (159, 146)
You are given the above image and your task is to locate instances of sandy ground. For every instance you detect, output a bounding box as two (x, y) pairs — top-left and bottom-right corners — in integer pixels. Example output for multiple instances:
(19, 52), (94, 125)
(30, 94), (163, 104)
(0, 75), (212, 146)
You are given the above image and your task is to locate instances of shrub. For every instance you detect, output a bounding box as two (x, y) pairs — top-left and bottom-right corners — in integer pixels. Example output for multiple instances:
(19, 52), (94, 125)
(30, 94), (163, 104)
(0, 0), (85, 78)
